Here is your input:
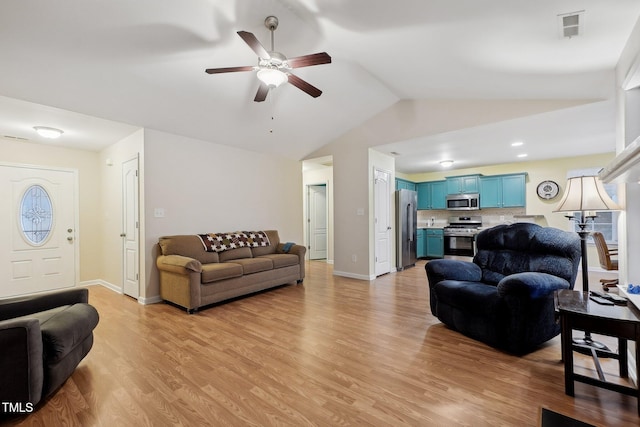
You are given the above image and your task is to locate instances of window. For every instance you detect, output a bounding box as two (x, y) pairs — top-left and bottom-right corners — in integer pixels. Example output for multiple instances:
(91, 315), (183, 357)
(567, 168), (619, 244)
(20, 185), (53, 245)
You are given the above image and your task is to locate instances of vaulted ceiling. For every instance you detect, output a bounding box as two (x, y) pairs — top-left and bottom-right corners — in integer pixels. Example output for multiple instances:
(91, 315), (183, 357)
(1, 0), (639, 172)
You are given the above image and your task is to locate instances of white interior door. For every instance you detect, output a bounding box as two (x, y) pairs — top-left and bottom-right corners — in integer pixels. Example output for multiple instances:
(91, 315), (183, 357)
(308, 184), (327, 260)
(122, 157), (139, 299)
(374, 168), (392, 276)
(0, 164), (77, 297)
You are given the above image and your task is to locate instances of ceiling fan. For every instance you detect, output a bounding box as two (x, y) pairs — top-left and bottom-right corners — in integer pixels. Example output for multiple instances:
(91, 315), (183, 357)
(205, 16), (331, 102)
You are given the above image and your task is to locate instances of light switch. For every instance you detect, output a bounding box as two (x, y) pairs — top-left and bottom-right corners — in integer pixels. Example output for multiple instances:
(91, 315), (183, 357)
(356, 208), (365, 216)
(154, 208), (165, 218)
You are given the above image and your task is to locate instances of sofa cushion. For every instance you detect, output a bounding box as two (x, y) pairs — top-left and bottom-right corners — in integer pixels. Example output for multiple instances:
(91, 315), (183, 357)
(201, 263), (243, 283)
(16, 304), (100, 364)
(218, 247), (253, 262)
(159, 235), (220, 264)
(252, 230), (279, 257)
(231, 258), (274, 275)
(257, 254), (299, 269)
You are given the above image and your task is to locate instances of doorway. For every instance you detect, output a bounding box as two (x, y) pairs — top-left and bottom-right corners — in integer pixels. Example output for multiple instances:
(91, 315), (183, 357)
(307, 184), (327, 260)
(0, 163), (78, 297)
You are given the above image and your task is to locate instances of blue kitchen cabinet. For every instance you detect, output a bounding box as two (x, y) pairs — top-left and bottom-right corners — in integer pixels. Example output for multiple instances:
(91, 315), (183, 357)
(446, 175), (481, 194)
(479, 173), (526, 208)
(396, 178), (416, 191)
(416, 229), (426, 258)
(416, 180), (446, 210)
(425, 228), (444, 258)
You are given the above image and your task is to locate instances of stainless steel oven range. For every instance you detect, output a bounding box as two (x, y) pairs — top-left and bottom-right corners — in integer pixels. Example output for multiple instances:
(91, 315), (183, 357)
(443, 216), (482, 257)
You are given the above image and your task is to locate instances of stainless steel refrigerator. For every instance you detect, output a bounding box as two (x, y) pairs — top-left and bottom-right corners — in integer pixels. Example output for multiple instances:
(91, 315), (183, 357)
(396, 189), (417, 270)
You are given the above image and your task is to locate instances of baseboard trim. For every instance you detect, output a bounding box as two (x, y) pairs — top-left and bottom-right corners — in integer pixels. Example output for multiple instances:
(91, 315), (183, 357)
(333, 270), (375, 281)
(139, 295), (163, 305)
(81, 280), (122, 294)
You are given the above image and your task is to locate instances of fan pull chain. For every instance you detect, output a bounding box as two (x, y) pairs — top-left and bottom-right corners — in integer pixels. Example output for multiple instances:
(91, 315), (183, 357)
(269, 90), (275, 134)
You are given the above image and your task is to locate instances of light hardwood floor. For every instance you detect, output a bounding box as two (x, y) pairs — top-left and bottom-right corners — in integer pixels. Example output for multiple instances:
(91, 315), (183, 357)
(5, 260), (639, 426)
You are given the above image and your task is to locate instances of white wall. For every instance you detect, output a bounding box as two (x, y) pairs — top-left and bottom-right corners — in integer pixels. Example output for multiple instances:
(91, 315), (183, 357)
(142, 129), (304, 299)
(616, 17), (640, 285)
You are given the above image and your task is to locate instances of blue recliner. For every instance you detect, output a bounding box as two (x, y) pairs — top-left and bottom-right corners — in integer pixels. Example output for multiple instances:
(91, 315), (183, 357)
(426, 223), (581, 354)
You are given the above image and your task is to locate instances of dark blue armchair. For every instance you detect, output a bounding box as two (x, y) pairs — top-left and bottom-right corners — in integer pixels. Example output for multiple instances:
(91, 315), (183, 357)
(426, 223), (581, 354)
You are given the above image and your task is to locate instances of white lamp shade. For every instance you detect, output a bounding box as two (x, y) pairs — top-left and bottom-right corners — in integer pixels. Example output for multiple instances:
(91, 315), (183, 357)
(256, 68), (288, 87)
(554, 175), (621, 212)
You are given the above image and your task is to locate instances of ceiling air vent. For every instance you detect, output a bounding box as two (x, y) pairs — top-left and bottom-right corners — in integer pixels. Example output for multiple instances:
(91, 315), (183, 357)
(558, 10), (585, 38)
(3, 135), (29, 142)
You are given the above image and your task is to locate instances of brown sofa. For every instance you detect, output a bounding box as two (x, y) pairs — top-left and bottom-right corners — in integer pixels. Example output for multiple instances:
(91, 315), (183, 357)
(156, 230), (305, 313)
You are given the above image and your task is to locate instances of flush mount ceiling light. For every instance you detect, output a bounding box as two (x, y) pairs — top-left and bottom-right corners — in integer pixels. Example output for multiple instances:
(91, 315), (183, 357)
(33, 126), (64, 139)
(439, 160), (454, 168)
(511, 141), (524, 147)
(256, 68), (288, 87)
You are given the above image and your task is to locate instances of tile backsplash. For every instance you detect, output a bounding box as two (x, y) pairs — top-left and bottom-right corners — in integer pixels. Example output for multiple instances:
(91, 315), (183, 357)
(417, 207), (545, 228)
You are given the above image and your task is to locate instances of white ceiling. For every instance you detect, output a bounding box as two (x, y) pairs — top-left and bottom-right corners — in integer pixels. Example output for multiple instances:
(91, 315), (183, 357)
(1, 0), (639, 173)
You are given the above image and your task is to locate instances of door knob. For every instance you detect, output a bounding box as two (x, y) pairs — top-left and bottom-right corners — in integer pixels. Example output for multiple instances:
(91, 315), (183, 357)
(67, 236), (73, 242)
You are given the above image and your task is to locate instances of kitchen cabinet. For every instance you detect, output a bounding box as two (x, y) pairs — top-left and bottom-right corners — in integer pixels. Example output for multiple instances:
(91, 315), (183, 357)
(446, 174), (481, 194)
(425, 228), (444, 258)
(396, 178), (416, 191)
(479, 173), (526, 208)
(416, 180), (446, 210)
(417, 229), (426, 258)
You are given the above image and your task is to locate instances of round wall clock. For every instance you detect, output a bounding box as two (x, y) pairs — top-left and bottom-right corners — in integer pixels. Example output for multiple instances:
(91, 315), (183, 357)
(536, 180), (560, 200)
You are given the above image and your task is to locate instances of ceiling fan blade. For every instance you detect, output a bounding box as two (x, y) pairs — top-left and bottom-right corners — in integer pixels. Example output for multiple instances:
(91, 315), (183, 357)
(287, 73), (322, 98)
(237, 31), (270, 59)
(205, 65), (254, 74)
(288, 52), (332, 69)
(254, 83), (269, 102)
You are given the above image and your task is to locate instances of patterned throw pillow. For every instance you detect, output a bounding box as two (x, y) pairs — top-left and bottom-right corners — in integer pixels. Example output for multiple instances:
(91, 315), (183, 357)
(197, 231), (270, 252)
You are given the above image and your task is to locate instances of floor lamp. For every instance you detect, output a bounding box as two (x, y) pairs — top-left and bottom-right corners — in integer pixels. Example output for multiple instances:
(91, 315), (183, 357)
(554, 175), (621, 350)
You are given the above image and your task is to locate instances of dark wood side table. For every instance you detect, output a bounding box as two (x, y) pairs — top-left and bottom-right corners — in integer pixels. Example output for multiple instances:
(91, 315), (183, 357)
(554, 289), (640, 416)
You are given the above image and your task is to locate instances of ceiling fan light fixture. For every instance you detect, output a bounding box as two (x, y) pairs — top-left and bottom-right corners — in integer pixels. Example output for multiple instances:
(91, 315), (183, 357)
(33, 126), (64, 139)
(257, 68), (288, 87)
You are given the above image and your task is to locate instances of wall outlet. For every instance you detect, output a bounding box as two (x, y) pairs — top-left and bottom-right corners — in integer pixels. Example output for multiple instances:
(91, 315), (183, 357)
(352, 254), (357, 263)
(500, 215), (505, 221)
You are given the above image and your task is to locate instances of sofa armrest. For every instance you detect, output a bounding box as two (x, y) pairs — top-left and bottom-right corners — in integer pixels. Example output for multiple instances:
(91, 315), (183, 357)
(276, 243), (306, 280)
(0, 288), (88, 321)
(497, 272), (571, 299)
(0, 318), (44, 406)
(157, 255), (202, 274)
(425, 259), (482, 287)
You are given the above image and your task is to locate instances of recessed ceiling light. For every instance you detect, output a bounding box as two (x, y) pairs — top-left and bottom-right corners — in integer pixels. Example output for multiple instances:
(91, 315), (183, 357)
(439, 160), (454, 168)
(517, 153), (528, 158)
(33, 126), (64, 139)
(511, 141), (524, 147)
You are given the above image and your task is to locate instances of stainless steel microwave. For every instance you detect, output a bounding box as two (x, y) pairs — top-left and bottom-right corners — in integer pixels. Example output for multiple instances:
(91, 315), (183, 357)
(446, 193), (480, 210)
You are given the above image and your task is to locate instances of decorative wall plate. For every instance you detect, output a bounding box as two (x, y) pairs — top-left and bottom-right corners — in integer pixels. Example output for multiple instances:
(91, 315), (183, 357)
(536, 180), (560, 200)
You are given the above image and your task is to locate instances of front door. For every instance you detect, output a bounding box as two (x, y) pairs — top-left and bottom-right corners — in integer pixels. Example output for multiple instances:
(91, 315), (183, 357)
(0, 163), (78, 297)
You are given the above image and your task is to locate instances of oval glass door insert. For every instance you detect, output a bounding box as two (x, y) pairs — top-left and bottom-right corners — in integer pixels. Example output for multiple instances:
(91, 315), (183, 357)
(20, 184), (53, 245)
